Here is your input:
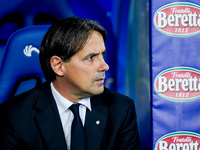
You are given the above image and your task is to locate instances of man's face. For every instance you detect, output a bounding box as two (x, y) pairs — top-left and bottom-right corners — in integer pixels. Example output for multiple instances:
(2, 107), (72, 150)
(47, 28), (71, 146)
(62, 31), (109, 99)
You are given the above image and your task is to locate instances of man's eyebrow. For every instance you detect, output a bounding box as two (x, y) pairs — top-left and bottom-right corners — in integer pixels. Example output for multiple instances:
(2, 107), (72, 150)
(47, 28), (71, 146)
(83, 52), (99, 60)
(84, 49), (106, 59)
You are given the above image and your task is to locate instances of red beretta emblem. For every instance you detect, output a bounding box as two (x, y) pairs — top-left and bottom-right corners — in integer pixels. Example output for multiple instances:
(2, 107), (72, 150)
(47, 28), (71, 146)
(154, 67), (200, 102)
(154, 2), (200, 37)
(155, 131), (200, 150)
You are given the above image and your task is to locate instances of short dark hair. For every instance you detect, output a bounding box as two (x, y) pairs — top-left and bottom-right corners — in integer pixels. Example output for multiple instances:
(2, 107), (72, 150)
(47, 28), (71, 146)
(39, 17), (107, 82)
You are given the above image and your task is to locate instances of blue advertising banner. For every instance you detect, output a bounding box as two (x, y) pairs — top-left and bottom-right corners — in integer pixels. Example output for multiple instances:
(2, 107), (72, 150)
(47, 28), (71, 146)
(151, 0), (200, 149)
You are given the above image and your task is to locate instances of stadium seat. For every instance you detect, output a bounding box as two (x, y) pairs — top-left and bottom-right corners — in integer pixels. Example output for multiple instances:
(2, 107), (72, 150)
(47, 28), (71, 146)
(0, 25), (50, 103)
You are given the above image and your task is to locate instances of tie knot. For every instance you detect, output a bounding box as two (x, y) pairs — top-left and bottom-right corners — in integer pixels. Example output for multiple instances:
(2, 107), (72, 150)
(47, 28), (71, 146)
(69, 103), (80, 116)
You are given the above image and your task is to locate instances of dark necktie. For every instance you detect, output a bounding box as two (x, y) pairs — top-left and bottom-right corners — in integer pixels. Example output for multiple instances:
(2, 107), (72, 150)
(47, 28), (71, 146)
(69, 103), (86, 150)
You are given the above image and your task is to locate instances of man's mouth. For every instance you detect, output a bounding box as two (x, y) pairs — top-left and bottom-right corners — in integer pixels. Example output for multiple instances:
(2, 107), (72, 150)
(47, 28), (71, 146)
(95, 78), (105, 84)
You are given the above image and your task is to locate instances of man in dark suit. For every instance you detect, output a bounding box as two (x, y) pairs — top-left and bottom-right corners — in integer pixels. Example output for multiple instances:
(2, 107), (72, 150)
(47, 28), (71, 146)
(0, 17), (141, 150)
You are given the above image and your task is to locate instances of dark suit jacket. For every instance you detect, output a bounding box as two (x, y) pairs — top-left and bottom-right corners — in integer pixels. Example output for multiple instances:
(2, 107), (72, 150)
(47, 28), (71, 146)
(0, 82), (141, 150)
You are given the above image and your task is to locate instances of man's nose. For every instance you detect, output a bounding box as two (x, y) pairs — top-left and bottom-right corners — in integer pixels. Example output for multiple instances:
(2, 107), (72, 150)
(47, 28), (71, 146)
(98, 57), (109, 72)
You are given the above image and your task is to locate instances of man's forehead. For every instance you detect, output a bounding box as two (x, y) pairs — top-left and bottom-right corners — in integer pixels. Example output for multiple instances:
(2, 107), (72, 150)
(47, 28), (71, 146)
(81, 31), (105, 50)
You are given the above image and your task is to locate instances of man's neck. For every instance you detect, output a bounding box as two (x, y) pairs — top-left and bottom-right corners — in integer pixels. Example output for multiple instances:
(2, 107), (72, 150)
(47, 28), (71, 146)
(52, 81), (86, 103)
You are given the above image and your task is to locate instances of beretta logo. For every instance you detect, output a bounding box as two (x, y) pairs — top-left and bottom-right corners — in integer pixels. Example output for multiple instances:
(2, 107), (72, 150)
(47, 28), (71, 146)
(154, 67), (200, 102)
(154, 2), (200, 37)
(155, 131), (200, 150)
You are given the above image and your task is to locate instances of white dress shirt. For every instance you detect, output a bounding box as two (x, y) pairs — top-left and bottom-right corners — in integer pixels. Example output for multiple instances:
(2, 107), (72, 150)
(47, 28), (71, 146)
(50, 83), (91, 150)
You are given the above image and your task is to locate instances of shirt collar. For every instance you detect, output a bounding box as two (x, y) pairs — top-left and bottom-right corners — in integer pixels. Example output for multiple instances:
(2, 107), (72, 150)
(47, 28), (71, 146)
(50, 82), (91, 115)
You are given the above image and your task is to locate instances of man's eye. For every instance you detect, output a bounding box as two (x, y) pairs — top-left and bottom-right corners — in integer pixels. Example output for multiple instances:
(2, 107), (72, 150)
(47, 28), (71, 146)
(87, 55), (97, 61)
(88, 56), (93, 60)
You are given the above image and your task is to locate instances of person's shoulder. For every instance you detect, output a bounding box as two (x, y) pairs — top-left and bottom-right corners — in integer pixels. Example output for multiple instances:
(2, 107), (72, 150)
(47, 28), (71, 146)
(103, 87), (131, 99)
(101, 87), (134, 106)
(0, 82), (49, 109)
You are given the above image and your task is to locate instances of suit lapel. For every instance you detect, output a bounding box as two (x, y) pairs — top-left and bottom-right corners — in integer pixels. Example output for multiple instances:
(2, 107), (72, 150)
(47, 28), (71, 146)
(34, 83), (67, 150)
(84, 94), (108, 150)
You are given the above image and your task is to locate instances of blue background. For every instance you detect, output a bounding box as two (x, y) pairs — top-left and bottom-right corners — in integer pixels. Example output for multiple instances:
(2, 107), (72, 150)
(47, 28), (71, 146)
(0, 0), (150, 149)
(151, 0), (200, 149)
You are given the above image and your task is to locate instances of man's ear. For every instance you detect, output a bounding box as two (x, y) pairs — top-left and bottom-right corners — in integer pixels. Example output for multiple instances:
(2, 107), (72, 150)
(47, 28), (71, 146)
(50, 56), (64, 77)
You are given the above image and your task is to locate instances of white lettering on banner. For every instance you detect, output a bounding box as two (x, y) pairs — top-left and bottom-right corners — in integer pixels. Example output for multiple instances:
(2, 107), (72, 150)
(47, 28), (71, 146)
(159, 141), (199, 150)
(171, 72), (191, 78)
(154, 2), (200, 37)
(155, 132), (200, 150)
(171, 8), (191, 14)
(157, 76), (200, 92)
(172, 137), (192, 143)
(157, 12), (200, 28)
(154, 67), (200, 102)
